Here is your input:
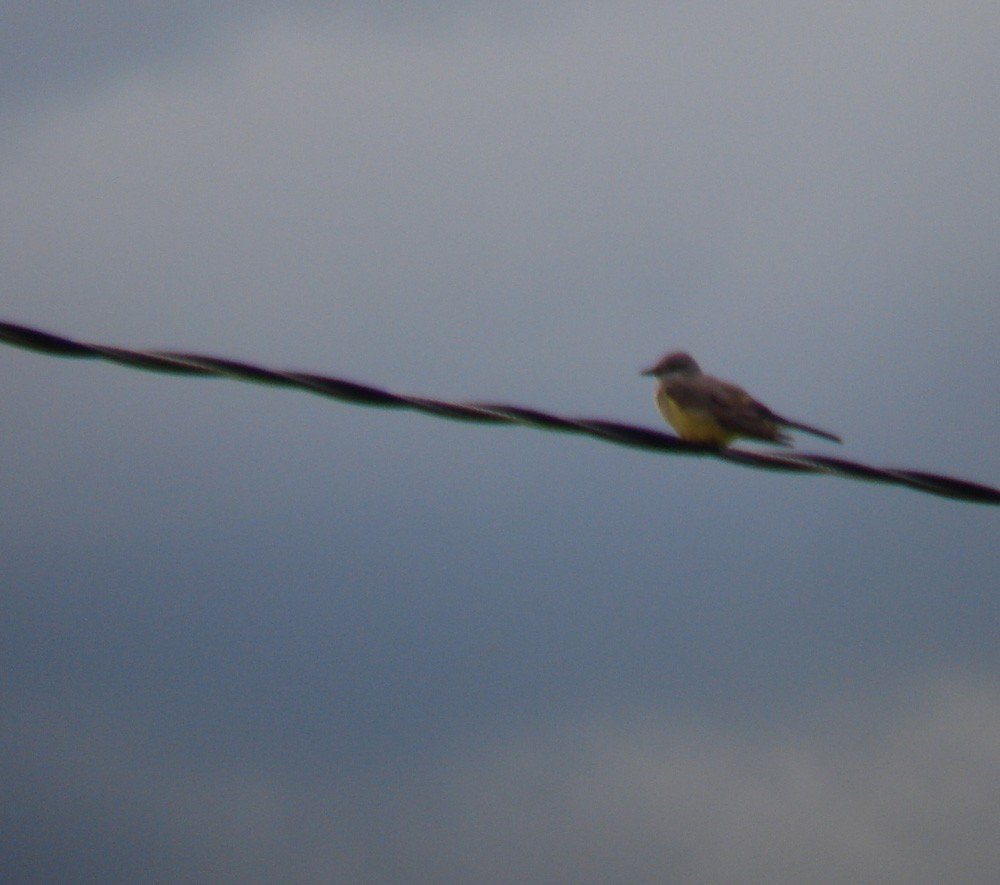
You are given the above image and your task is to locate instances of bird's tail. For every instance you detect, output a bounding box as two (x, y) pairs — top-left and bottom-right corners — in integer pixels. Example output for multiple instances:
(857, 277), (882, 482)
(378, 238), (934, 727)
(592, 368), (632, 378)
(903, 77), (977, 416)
(779, 419), (842, 444)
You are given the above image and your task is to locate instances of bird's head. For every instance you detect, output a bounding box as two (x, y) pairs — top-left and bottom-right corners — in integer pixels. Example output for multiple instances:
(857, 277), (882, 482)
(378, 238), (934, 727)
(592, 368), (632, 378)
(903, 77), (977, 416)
(640, 351), (701, 378)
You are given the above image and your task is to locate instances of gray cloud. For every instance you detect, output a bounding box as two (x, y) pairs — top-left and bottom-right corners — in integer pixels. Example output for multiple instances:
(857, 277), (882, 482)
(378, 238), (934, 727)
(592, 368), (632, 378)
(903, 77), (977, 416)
(5, 678), (998, 883)
(2, 3), (998, 882)
(0, 3), (554, 116)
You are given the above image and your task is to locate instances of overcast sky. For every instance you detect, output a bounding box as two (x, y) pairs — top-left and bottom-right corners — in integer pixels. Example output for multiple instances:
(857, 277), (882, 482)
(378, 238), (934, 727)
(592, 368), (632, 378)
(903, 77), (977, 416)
(2, 3), (999, 882)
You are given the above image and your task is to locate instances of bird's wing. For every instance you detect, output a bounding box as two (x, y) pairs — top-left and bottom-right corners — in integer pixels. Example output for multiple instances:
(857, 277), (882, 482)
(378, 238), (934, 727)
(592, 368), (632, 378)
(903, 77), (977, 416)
(664, 376), (788, 442)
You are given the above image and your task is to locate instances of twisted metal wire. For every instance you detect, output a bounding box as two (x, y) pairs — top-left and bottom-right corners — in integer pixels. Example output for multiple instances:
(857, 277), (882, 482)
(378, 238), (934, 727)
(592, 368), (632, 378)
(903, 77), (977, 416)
(2, 319), (997, 505)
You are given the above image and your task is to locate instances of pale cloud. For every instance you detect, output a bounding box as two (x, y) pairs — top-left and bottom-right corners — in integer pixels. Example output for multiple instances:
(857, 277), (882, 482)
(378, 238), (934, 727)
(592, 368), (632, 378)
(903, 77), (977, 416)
(5, 3), (997, 408)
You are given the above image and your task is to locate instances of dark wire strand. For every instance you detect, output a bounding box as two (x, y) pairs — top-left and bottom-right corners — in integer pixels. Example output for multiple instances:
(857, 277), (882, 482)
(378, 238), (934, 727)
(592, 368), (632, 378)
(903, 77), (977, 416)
(2, 319), (997, 505)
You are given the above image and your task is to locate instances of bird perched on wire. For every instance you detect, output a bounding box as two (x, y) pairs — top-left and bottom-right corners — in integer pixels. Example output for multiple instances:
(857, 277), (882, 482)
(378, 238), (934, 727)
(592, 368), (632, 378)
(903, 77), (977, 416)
(641, 351), (841, 447)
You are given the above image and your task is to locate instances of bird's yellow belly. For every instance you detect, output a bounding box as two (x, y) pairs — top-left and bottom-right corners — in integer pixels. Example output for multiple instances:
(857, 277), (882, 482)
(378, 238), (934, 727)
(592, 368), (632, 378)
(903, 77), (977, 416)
(658, 393), (737, 445)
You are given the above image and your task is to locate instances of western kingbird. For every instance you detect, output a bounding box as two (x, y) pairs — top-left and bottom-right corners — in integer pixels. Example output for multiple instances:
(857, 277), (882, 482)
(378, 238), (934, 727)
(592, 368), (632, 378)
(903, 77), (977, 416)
(641, 351), (841, 447)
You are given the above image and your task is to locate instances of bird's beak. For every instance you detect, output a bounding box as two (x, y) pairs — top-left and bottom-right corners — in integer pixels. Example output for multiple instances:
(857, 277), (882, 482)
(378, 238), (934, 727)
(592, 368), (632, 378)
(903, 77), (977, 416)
(640, 365), (657, 376)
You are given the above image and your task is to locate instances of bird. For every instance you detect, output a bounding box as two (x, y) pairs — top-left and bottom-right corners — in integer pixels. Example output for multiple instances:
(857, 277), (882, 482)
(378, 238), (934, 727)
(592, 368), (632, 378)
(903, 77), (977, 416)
(641, 351), (841, 447)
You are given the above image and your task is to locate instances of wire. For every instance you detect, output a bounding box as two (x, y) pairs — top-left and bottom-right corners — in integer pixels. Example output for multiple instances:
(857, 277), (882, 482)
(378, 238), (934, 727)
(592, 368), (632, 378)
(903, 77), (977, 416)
(1, 319), (997, 505)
